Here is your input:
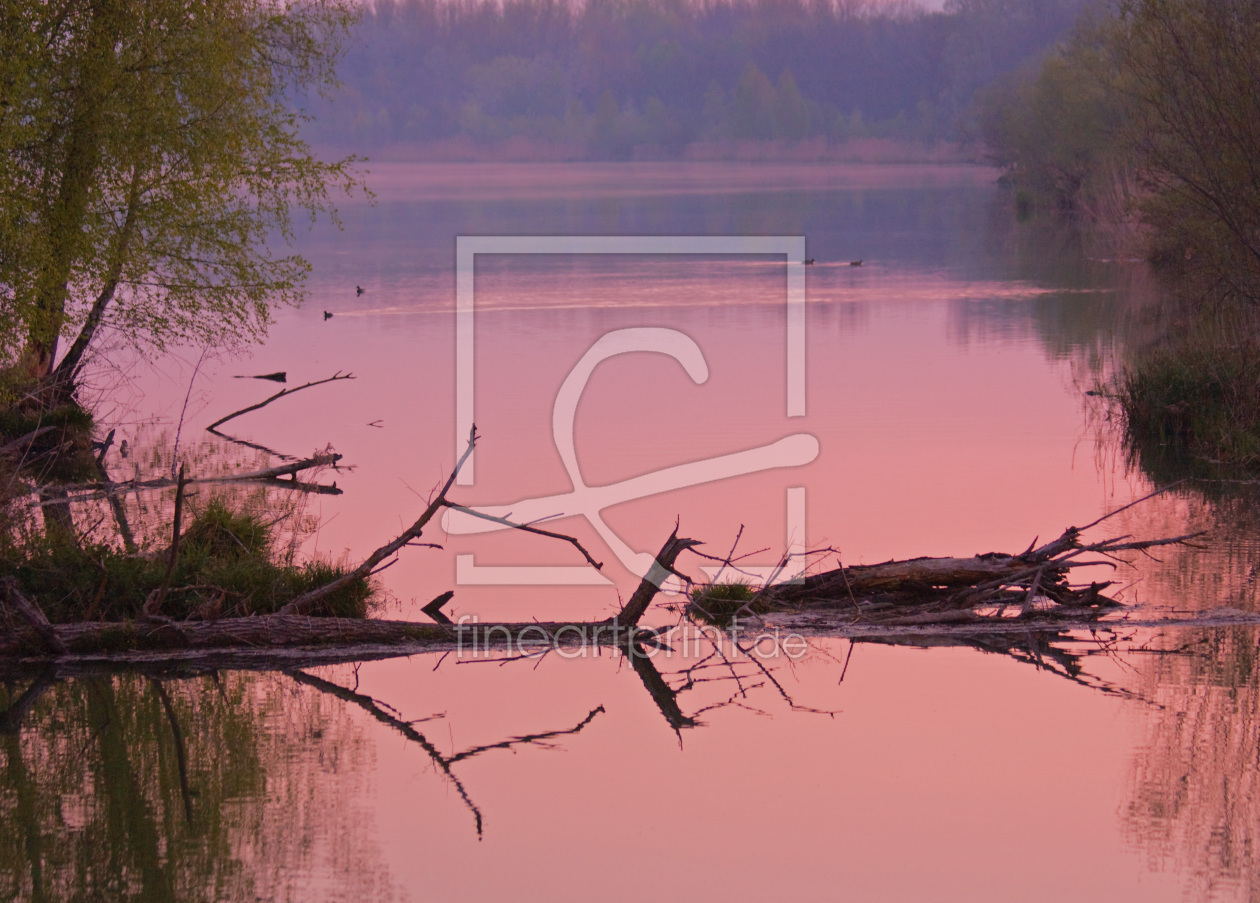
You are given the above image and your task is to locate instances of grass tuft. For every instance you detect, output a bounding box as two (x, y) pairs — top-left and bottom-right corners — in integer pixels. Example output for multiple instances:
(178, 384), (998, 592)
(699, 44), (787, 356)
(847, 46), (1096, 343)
(3, 499), (374, 622)
(1116, 319), (1260, 467)
(687, 579), (771, 624)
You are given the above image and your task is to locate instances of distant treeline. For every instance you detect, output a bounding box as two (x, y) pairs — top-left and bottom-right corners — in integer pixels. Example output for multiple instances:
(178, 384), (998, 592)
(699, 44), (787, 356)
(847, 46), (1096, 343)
(300, 0), (1091, 158)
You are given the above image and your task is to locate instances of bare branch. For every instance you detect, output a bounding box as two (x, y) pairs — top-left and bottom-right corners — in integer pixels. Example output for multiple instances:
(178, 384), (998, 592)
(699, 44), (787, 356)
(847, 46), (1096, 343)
(205, 371), (354, 431)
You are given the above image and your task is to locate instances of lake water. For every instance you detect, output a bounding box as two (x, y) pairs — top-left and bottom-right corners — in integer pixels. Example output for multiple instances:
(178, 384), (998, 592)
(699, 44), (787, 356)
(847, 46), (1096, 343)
(5, 163), (1260, 901)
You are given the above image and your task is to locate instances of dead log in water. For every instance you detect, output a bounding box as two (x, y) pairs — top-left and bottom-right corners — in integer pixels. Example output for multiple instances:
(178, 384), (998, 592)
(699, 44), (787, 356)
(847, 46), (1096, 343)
(0, 443), (1203, 675)
(743, 524), (1205, 626)
(0, 614), (674, 666)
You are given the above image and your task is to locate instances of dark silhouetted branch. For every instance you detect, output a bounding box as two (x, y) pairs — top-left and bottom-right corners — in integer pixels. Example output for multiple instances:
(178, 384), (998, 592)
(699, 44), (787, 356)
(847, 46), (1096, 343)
(206, 371), (354, 431)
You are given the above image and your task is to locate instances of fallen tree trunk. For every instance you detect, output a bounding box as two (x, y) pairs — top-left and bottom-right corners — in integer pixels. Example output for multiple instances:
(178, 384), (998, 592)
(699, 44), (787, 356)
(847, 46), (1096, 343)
(0, 613), (669, 662)
(745, 525), (1204, 626)
(610, 529), (701, 627)
(777, 553), (1062, 599)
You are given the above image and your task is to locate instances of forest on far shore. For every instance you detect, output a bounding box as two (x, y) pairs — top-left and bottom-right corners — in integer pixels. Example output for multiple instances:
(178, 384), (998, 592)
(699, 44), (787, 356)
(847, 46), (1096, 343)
(299, 0), (1092, 159)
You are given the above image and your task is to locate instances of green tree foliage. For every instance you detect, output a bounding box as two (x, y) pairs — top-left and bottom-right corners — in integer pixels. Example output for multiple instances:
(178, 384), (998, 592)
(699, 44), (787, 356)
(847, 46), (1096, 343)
(982, 0), (1260, 292)
(1114, 0), (1260, 296)
(976, 21), (1125, 209)
(0, 0), (361, 390)
(984, 0), (1260, 465)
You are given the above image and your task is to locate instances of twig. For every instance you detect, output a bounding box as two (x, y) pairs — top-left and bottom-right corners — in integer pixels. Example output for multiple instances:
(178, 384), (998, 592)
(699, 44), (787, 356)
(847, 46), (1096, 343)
(206, 371), (354, 431)
(145, 465), (188, 618)
(172, 349), (209, 480)
(40, 452), (343, 504)
(206, 426), (298, 461)
(442, 504), (603, 570)
(1073, 481), (1188, 534)
(280, 428), (601, 616)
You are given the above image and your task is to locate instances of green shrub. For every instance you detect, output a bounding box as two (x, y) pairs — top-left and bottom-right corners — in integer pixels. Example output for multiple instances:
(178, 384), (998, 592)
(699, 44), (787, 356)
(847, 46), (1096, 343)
(1116, 322), (1260, 466)
(2, 499), (374, 622)
(0, 400), (98, 483)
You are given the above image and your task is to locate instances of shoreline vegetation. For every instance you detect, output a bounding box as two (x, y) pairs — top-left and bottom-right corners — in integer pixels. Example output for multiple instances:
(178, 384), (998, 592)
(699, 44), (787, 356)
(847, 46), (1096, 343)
(0, 0), (1239, 665)
(978, 0), (1260, 469)
(0, 414), (1204, 668)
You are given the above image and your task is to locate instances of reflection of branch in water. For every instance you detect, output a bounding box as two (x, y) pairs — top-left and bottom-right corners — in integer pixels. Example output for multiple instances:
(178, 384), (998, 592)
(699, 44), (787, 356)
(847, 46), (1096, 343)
(730, 637), (841, 717)
(852, 630), (1144, 700)
(0, 667), (58, 735)
(201, 431), (342, 497)
(445, 707), (604, 764)
(150, 679), (195, 826)
(627, 630), (842, 740)
(628, 646), (699, 735)
(286, 669), (604, 838)
(206, 427), (298, 462)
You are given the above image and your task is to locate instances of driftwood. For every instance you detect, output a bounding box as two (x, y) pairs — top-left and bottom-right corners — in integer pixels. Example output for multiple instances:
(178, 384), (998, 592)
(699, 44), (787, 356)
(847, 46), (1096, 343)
(0, 520), (1210, 670)
(0, 614), (674, 668)
(612, 530), (701, 627)
(743, 526), (1203, 628)
(0, 426), (690, 667)
(0, 435), (1208, 682)
(0, 578), (68, 655)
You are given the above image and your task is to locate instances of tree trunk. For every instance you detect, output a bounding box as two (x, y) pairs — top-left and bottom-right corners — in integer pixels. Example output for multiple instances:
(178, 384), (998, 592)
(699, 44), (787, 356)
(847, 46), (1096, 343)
(23, 0), (120, 381)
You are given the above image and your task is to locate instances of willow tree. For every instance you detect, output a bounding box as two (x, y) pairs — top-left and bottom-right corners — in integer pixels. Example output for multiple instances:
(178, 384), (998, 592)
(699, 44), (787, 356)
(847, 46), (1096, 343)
(0, 0), (361, 394)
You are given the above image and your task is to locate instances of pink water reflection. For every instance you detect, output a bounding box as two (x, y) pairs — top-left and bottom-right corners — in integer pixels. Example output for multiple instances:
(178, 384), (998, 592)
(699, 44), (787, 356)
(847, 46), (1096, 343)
(105, 163), (1209, 901)
(131, 252), (1140, 622)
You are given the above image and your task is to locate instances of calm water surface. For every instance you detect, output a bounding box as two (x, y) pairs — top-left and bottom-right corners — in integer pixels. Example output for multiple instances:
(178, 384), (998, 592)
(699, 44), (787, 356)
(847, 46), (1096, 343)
(5, 163), (1260, 901)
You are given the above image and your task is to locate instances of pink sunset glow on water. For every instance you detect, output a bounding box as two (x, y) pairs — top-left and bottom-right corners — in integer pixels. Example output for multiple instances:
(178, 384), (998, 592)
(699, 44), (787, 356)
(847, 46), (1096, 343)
(39, 163), (1260, 902)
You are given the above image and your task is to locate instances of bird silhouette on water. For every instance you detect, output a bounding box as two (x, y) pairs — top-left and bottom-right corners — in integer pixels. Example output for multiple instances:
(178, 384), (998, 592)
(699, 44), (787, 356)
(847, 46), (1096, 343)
(323, 311), (333, 320)
(356, 285), (365, 296)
